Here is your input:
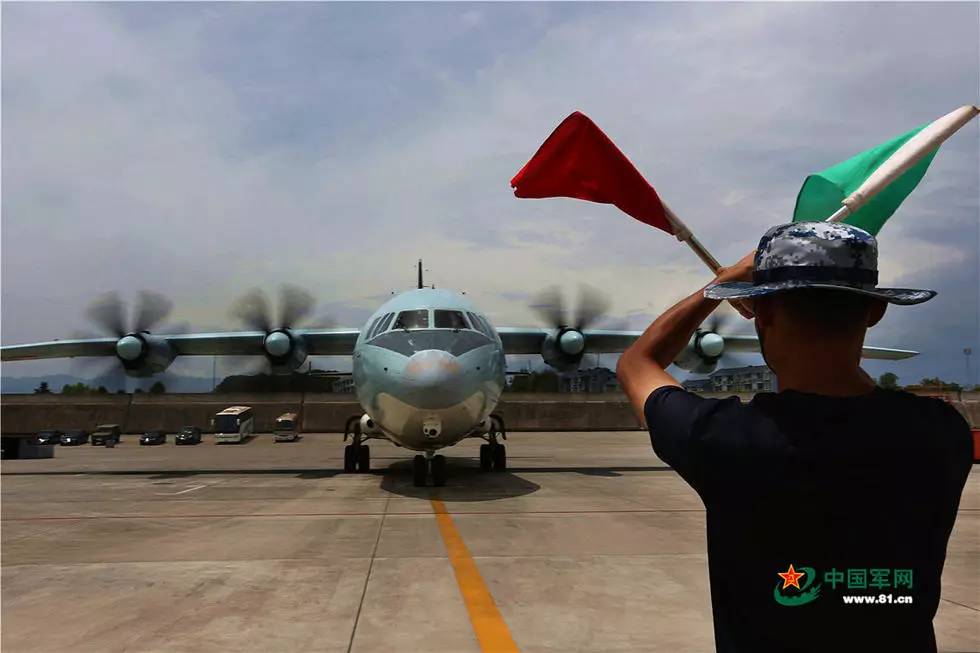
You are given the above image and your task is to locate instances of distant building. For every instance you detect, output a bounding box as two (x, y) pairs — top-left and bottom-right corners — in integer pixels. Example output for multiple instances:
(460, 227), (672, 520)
(559, 367), (620, 393)
(331, 376), (355, 393)
(709, 365), (776, 393)
(682, 378), (713, 393)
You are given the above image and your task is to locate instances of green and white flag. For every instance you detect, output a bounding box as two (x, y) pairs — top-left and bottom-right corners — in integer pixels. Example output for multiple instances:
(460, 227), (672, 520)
(793, 105), (979, 235)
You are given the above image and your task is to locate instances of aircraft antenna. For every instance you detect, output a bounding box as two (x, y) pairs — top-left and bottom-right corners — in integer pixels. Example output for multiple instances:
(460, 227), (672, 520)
(418, 259), (423, 289)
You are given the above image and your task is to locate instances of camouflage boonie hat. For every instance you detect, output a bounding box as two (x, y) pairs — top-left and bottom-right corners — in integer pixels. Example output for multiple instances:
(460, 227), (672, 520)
(704, 222), (936, 305)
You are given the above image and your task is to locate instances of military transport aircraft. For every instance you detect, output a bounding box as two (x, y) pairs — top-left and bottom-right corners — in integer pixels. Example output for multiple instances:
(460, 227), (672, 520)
(0, 262), (917, 486)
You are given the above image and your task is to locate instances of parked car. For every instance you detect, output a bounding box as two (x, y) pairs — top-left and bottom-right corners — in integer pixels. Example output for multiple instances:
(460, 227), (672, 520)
(36, 430), (63, 446)
(139, 431), (167, 446)
(61, 430), (89, 446)
(175, 426), (202, 445)
(91, 424), (122, 446)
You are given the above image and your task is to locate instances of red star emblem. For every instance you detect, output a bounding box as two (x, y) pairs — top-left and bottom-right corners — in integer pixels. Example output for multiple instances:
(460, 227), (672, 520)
(778, 564), (806, 590)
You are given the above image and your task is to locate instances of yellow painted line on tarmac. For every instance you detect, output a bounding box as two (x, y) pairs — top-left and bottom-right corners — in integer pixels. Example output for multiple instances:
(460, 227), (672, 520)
(431, 499), (520, 653)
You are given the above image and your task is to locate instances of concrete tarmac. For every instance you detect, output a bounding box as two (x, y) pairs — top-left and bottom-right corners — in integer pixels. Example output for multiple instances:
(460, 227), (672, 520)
(2, 433), (977, 653)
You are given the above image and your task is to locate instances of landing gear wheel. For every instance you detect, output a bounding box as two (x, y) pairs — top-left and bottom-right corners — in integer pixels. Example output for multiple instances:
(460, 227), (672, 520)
(412, 455), (428, 487)
(492, 444), (507, 471)
(479, 444), (492, 472)
(431, 455), (447, 487)
(357, 445), (371, 473)
(343, 444), (357, 473)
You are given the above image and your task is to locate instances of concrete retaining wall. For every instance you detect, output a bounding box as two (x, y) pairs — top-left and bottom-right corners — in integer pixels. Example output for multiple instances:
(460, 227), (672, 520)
(2, 392), (977, 435)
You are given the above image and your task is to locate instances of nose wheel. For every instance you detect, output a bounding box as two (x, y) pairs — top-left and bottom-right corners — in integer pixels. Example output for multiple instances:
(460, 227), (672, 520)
(413, 454), (447, 487)
(344, 444), (370, 473)
(343, 417), (371, 473)
(479, 442), (506, 472)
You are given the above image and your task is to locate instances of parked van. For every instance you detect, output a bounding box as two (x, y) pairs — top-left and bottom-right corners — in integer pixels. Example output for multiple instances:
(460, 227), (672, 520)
(91, 424), (122, 446)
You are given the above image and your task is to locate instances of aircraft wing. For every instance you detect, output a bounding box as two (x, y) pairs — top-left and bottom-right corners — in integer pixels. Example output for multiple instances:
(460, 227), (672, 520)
(0, 329), (362, 362)
(497, 328), (918, 360)
(497, 328), (643, 354)
(719, 335), (919, 360)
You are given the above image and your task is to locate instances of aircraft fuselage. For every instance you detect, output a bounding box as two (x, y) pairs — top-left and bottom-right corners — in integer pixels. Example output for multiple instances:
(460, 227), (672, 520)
(352, 288), (506, 451)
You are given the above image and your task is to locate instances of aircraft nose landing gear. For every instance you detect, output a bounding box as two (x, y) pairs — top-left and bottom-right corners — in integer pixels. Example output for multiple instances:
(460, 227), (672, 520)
(343, 415), (371, 473)
(413, 452), (447, 487)
(479, 414), (507, 472)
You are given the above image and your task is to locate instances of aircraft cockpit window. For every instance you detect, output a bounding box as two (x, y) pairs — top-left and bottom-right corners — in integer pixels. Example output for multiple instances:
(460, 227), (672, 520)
(467, 312), (491, 337)
(434, 310), (468, 330)
(366, 315), (384, 339)
(394, 310), (429, 330)
(372, 312), (395, 337)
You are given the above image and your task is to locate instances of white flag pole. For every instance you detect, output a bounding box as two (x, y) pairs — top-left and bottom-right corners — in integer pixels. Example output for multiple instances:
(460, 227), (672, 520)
(675, 104), (980, 273)
(662, 202), (724, 273)
(826, 104), (980, 222)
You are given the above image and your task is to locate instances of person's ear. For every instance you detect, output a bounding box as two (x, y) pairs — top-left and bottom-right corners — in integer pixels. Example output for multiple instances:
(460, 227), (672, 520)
(867, 299), (887, 327)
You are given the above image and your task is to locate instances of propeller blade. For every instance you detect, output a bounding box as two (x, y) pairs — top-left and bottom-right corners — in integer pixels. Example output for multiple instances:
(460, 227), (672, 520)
(72, 358), (128, 393)
(133, 291), (174, 333)
(86, 292), (127, 337)
(530, 286), (565, 327)
(278, 285), (315, 328)
(574, 284), (611, 331)
(305, 313), (337, 330)
(231, 289), (273, 332)
(705, 304), (742, 336)
(161, 321), (191, 335)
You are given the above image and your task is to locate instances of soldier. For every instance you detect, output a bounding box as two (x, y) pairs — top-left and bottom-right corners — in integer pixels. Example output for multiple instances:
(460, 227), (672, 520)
(617, 222), (972, 653)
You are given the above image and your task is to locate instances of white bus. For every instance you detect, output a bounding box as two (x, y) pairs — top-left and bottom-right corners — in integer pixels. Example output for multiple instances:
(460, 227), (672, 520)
(212, 406), (254, 444)
(274, 412), (299, 442)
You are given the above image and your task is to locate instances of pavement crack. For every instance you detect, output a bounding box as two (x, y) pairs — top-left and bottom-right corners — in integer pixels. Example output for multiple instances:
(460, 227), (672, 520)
(346, 495), (389, 653)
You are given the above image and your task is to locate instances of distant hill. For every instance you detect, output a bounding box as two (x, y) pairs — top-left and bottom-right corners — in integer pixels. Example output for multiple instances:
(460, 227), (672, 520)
(1, 373), (215, 394)
(1, 370), (354, 394)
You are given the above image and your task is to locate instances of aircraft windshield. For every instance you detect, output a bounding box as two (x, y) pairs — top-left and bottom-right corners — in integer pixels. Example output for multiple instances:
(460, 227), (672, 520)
(394, 310), (429, 329)
(434, 310), (468, 330)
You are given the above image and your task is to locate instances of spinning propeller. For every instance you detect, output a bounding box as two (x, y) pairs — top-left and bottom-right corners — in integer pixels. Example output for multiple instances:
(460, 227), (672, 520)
(530, 284), (613, 371)
(229, 285), (330, 374)
(74, 290), (181, 389)
(681, 308), (748, 374)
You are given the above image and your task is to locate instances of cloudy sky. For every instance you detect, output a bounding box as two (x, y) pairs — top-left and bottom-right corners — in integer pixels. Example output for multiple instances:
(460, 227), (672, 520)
(2, 2), (978, 387)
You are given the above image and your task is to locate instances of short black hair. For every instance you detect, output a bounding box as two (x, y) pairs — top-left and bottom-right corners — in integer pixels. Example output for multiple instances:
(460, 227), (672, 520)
(769, 288), (875, 331)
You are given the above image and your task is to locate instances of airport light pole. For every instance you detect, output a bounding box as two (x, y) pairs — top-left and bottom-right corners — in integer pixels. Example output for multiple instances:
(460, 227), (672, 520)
(965, 347), (973, 391)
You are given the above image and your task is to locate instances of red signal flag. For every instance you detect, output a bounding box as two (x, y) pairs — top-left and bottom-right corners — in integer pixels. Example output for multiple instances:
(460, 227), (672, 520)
(511, 111), (674, 235)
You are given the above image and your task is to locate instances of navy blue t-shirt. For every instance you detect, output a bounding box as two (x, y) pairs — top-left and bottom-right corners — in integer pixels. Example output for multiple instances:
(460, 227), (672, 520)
(644, 386), (972, 653)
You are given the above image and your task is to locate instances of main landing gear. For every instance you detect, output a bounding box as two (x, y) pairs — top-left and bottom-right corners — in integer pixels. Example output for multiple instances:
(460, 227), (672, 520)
(343, 415), (370, 474)
(479, 414), (507, 473)
(413, 452), (447, 487)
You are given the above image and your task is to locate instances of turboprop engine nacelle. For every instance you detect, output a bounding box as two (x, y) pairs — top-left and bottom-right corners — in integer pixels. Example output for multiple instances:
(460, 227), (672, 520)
(541, 328), (587, 373)
(115, 333), (177, 377)
(673, 331), (725, 374)
(263, 329), (308, 374)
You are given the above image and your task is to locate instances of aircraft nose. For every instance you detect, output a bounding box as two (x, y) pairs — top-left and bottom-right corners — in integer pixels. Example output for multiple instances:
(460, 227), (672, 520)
(403, 349), (462, 390)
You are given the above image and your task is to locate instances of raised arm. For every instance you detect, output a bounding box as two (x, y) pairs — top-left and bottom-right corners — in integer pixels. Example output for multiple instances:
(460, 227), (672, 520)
(616, 252), (755, 421)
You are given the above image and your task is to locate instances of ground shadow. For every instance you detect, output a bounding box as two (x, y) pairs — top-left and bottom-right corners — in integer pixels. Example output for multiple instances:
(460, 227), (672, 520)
(378, 457), (542, 500)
